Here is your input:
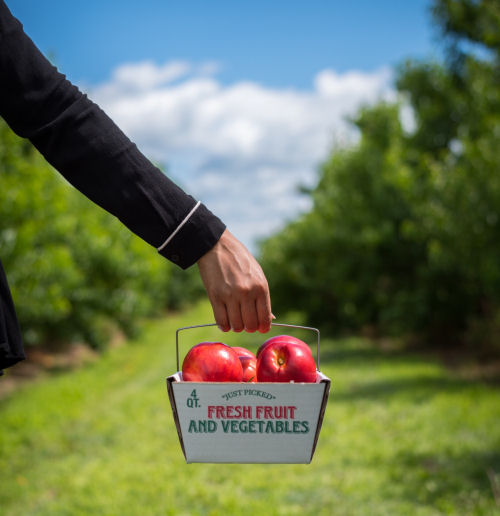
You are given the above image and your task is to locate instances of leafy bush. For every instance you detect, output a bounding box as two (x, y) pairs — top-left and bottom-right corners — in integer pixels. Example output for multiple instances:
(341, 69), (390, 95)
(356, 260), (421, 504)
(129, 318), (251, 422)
(260, 0), (500, 353)
(0, 119), (176, 349)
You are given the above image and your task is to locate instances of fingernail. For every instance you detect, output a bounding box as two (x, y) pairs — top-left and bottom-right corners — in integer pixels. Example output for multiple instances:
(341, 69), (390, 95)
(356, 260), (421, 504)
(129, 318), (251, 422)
(271, 313), (276, 320)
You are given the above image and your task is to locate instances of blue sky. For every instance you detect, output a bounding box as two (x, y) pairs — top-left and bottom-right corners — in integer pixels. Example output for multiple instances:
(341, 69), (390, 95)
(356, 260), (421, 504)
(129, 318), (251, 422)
(6, 0), (439, 250)
(8, 0), (437, 88)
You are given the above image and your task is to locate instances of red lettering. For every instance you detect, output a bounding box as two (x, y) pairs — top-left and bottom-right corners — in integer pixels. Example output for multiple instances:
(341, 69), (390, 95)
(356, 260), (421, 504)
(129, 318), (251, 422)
(242, 406), (252, 418)
(208, 405), (254, 419)
(256, 405), (298, 419)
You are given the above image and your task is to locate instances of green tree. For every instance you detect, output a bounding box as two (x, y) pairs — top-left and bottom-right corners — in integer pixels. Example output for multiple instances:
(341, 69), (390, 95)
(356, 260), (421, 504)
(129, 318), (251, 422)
(0, 119), (172, 349)
(260, 0), (500, 352)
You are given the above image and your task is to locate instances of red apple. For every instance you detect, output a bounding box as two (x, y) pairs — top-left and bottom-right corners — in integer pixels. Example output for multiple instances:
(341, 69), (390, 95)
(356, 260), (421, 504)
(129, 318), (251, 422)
(240, 356), (257, 382)
(256, 339), (317, 383)
(256, 335), (312, 358)
(231, 346), (257, 382)
(182, 342), (243, 382)
(232, 346), (256, 360)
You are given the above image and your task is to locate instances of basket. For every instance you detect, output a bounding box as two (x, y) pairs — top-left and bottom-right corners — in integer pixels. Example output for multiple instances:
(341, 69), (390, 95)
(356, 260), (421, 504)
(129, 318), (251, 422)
(166, 323), (331, 464)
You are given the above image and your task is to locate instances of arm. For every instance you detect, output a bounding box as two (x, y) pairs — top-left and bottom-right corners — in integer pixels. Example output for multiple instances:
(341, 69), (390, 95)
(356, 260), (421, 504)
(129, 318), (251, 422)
(0, 0), (224, 268)
(0, 1), (272, 332)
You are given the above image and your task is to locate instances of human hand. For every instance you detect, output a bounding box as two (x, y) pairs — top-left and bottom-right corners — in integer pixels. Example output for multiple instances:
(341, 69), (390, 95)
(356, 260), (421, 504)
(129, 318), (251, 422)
(197, 229), (273, 333)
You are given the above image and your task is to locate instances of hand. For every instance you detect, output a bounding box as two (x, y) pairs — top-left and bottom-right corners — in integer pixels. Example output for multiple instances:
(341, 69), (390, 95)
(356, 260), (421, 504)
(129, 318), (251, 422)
(197, 229), (273, 333)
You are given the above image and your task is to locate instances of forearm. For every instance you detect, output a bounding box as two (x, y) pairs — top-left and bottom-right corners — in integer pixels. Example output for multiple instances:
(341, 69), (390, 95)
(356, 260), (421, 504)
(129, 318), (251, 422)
(0, 0), (225, 268)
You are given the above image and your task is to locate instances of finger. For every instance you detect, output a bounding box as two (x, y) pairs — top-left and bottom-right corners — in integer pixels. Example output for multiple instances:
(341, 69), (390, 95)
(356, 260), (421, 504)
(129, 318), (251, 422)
(240, 298), (259, 333)
(211, 300), (230, 332)
(226, 300), (244, 332)
(256, 290), (273, 333)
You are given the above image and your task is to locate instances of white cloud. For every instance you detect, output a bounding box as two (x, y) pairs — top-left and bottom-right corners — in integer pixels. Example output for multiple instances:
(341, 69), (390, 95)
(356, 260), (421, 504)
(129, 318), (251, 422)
(88, 61), (393, 251)
(113, 60), (191, 89)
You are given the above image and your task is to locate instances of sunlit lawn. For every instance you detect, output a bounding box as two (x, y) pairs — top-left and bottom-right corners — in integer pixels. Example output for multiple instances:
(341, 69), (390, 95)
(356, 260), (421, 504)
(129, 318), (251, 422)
(1, 301), (499, 515)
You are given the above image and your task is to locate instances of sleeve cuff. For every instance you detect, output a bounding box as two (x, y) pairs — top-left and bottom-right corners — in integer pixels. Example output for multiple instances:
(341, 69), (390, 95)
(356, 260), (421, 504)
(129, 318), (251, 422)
(157, 202), (226, 269)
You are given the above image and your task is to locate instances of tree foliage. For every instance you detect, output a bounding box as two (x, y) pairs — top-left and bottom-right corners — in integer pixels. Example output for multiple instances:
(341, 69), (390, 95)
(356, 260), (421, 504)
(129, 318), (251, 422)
(0, 119), (195, 349)
(260, 0), (500, 352)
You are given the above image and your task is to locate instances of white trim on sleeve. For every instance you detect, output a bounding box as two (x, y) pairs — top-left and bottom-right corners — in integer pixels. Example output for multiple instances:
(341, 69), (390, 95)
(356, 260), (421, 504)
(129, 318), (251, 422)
(157, 201), (201, 252)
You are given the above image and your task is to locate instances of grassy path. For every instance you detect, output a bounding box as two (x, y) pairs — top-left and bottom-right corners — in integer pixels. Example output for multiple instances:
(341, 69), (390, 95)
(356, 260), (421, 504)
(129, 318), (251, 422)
(1, 301), (499, 515)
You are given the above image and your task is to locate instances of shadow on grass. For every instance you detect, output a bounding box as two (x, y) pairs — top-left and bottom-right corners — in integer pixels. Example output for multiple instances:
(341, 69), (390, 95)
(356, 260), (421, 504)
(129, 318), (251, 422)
(319, 338), (415, 366)
(320, 338), (500, 403)
(333, 374), (484, 403)
(389, 448), (500, 509)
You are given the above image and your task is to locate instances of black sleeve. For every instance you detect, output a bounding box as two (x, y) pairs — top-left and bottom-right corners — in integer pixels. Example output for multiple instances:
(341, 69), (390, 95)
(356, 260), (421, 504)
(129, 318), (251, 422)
(0, 258), (25, 371)
(0, 0), (225, 269)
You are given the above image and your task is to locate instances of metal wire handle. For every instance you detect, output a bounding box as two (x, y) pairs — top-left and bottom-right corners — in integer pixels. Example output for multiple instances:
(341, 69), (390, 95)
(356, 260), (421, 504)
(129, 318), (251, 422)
(175, 322), (321, 372)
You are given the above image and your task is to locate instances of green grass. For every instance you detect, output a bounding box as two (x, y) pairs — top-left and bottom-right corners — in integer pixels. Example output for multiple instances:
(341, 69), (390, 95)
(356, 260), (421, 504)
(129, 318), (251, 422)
(1, 301), (499, 515)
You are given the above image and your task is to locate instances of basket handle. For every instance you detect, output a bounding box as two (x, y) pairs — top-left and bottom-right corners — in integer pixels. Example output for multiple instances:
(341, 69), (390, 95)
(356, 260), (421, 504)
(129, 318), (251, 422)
(175, 323), (321, 372)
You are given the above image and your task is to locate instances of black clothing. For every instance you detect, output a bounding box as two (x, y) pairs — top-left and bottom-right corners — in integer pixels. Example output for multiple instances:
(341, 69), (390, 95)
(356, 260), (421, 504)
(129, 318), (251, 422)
(0, 0), (226, 372)
(0, 258), (25, 372)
